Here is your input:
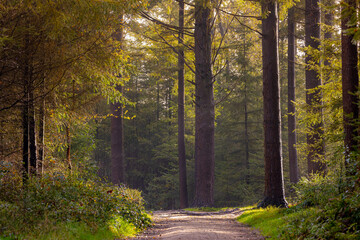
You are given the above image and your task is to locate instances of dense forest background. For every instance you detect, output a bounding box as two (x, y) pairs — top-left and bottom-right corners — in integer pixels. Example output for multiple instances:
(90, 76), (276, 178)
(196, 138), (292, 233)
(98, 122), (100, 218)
(0, 0), (358, 212)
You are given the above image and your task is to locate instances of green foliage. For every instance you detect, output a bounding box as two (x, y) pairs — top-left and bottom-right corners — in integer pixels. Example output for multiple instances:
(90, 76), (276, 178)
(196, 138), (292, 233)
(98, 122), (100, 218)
(294, 175), (340, 207)
(0, 170), (151, 239)
(237, 206), (291, 239)
(238, 176), (360, 239)
(280, 174), (360, 239)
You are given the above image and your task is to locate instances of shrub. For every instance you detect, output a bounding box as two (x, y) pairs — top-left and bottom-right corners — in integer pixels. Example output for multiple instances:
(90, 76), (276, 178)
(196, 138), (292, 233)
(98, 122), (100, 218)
(0, 169), (151, 239)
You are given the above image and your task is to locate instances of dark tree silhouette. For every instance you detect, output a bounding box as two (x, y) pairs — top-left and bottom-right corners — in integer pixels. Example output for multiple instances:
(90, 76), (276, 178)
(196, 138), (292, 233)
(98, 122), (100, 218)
(259, 0), (288, 208)
(111, 21), (125, 185)
(287, 6), (299, 184)
(178, 0), (189, 208)
(341, 0), (359, 172)
(305, 0), (326, 175)
(193, 0), (215, 207)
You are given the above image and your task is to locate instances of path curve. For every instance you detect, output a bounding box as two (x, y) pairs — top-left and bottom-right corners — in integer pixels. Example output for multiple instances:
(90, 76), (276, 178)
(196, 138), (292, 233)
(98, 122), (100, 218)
(128, 209), (265, 240)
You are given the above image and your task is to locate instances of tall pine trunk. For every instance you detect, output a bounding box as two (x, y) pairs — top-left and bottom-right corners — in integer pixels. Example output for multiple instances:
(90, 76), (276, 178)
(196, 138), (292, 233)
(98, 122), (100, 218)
(193, 0), (215, 207)
(341, 0), (359, 173)
(178, 0), (189, 208)
(305, 0), (325, 175)
(287, 7), (299, 184)
(111, 19), (125, 185)
(259, 0), (287, 208)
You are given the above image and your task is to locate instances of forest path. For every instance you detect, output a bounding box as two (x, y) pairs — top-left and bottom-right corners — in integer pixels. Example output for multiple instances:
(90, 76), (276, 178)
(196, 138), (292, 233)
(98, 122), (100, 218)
(128, 209), (265, 240)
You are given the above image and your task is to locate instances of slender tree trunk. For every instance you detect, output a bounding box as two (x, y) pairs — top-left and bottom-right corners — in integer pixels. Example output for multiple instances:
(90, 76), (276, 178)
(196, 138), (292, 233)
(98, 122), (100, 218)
(22, 33), (30, 180)
(111, 19), (126, 185)
(287, 7), (299, 184)
(193, 0), (215, 207)
(28, 85), (37, 175)
(305, 0), (325, 175)
(341, 0), (359, 173)
(111, 85), (125, 184)
(244, 79), (250, 185)
(22, 74), (29, 180)
(259, 0), (287, 208)
(38, 78), (45, 176)
(243, 31), (250, 185)
(156, 82), (160, 121)
(178, 0), (189, 209)
(66, 125), (72, 170)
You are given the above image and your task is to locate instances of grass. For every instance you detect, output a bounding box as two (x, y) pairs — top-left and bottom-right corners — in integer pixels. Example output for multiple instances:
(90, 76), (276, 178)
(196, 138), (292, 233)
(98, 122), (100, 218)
(0, 216), (138, 240)
(237, 205), (313, 239)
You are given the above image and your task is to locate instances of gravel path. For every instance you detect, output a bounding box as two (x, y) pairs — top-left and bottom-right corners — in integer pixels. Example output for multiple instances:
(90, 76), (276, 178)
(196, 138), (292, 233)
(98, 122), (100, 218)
(128, 209), (265, 240)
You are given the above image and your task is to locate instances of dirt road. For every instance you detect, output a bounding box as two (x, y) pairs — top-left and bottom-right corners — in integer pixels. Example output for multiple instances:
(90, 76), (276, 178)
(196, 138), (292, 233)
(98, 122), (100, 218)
(129, 209), (265, 240)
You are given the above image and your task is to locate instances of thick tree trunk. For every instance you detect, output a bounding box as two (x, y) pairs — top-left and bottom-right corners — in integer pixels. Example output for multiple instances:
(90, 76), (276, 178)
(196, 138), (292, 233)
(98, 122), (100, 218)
(287, 7), (299, 184)
(178, 0), (189, 209)
(193, 0), (215, 207)
(341, 0), (359, 172)
(259, 0), (287, 208)
(305, 0), (325, 175)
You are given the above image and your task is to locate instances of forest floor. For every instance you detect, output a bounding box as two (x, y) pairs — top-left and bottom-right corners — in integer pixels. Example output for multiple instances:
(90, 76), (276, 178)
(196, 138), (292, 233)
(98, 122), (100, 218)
(127, 209), (265, 240)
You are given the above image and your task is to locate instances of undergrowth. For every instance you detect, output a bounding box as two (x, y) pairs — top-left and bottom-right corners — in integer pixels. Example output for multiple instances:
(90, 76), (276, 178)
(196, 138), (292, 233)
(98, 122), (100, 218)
(238, 174), (360, 239)
(0, 163), (151, 239)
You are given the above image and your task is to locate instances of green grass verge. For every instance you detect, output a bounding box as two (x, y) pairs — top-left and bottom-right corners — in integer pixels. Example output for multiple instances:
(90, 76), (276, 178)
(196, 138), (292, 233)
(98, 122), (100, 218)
(0, 215), (139, 240)
(237, 206), (314, 239)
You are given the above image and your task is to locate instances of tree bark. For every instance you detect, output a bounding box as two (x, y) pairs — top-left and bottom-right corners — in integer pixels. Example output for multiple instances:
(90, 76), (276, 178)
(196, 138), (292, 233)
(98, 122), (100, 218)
(22, 71), (29, 180)
(243, 31), (250, 185)
(178, 0), (189, 209)
(111, 20), (125, 185)
(193, 0), (215, 207)
(305, 0), (326, 175)
(22, 33), (31, 179)
(28, 86), (37, 176)
(111, 85), (125, 184)
(259, 0), (287, 208)
(287, 7), (299, 184)
(341, 0), (359, 172)
(38, 78), (45, 176)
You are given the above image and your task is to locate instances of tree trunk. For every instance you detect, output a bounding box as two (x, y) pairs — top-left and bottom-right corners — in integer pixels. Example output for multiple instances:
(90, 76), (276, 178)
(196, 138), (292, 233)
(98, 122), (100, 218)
(178, 0), (189, 209)
(193, 0), (215, 207)
(38, 78), (45, 176)
(287, 7), (299, 184)
(28, 86), (37, 176)
(305, 0), (325, 175)
(22, 33), (30, 180)
(341, 0), (359, 173)
(66, 125), (72, 170)
(22, 75), (29, 180)
(111, 20), (125, 185)
(243, 31), (250, 185)
(111, 85), (125, 184)
(259, 0), (287, 208)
